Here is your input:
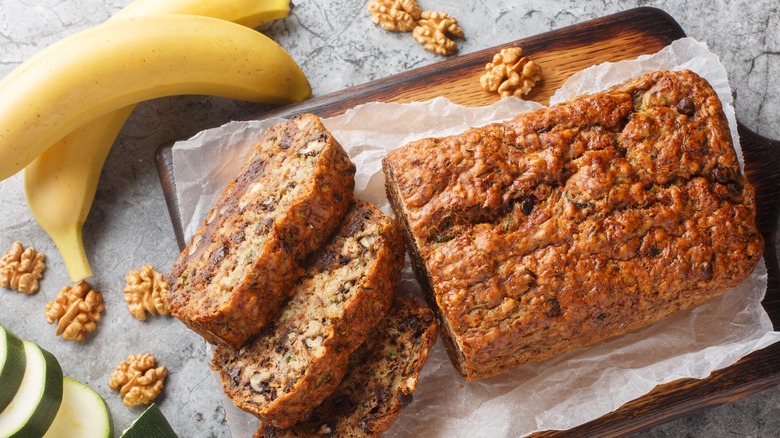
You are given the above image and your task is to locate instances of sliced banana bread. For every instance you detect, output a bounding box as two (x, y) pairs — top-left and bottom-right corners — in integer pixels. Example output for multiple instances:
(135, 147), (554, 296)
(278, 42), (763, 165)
(257, 295), (439, 438)
(165, 114), (356, 347)
(383, 70), (763, 380)
(212, 200), (406, 429)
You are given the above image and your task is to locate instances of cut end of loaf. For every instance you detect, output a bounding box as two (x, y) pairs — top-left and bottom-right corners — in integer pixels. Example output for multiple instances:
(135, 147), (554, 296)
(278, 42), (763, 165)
(212, 200), (406, 428)
(165, 113), (356, 347)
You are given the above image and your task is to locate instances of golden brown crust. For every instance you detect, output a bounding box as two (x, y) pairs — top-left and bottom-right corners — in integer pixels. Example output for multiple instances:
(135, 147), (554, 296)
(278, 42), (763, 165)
(165, 114), (356, 347)
(257, 295), (439, 438)
(383, 70), (764, 380)
(212, 200), (406, 428)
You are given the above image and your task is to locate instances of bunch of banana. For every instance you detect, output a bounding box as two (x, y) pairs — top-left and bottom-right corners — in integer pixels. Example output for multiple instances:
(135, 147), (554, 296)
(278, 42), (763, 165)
(1, 0), (309, 282)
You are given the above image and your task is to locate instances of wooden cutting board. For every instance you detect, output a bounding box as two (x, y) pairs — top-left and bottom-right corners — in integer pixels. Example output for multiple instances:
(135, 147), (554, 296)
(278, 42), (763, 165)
(155, 7), (780, 437)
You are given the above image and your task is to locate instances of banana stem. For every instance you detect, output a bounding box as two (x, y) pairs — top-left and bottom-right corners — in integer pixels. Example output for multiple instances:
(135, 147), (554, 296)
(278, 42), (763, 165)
(49, 226), (93, 282)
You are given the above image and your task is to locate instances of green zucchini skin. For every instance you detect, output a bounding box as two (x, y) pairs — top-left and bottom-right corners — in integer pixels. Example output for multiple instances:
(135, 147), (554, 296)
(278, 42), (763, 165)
(121, 403), (178, 438)
(0, 325), (26, 412)
(0, 340), (64, 438)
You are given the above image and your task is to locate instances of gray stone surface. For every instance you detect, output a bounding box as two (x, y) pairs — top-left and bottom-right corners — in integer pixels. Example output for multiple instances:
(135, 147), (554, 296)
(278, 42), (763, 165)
(0, 0), (777, 437)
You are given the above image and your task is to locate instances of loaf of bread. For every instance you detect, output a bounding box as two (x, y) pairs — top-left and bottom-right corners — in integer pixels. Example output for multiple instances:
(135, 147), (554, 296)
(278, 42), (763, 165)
(165, 114), (356, 347)
(383, 70), (764, 381)
(211, 200), (406, 428)
(257, 295), (439, 437)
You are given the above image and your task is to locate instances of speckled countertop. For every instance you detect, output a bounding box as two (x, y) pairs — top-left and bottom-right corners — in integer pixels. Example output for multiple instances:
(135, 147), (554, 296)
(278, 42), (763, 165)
(0, 1), (778, 437)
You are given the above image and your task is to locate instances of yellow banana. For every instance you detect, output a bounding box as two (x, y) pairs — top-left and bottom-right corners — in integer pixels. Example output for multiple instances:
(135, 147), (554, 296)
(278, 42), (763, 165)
(0, 0), (292, 85)
(23, 108), (134, 281)
(113, 0), (291, 27)
(0, 13), (309, 179)
(23, 0), (296, 282)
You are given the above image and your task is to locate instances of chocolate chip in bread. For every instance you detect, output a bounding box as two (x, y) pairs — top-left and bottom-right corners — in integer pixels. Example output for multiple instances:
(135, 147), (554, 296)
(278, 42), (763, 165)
(212, 199), (406, 428)
(382, 70), (763, 380)
(257, 295), (439, 438)
(165, 114), (356, 348)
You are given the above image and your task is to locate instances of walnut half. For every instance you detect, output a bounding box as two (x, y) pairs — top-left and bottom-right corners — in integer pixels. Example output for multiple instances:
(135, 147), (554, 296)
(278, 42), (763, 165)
(480, 47), (543, 98)
(368, 0), (422, 32)
(412, 10), (465, 56)
(123, 265), (171, 321)
(109, 353), (168, 407)
(0, 241), (45, 294)
(44, 281), (104, 342)
(368, 1), (465, 56)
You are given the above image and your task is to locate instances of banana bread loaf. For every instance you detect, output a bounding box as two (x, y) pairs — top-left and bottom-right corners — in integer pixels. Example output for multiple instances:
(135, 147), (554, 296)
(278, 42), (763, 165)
(165, 114), (356, 347)
(211, 200), (406, 428)
(257, 295), (439, 437)
(382, 70), (764, 381)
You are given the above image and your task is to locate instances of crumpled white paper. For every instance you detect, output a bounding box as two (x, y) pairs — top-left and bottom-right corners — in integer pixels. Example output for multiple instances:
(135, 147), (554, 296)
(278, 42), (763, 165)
(170, 37), (780, 437)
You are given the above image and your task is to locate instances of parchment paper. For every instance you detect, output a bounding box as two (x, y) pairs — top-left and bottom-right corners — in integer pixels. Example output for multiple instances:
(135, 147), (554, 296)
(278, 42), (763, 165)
(170, 38), (780, 437)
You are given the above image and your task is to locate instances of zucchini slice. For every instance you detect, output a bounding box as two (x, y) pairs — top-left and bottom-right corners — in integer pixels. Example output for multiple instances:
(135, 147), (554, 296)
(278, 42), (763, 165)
(121, 403), (178, 438)
(0, 325), (26, 412)
(0, 340), (63, 438)
(43, 378), (113, 438)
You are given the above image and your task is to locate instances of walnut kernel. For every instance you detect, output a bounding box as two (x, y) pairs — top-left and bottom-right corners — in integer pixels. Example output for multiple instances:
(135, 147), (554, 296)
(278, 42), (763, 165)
(0, 241), (45, 294)
(109, 353), (168, 407)
(480, 47), (543, 98)
(412, 11), (465, 56)
(124, 265), (171, 321)
(44, 280), (104, 342)
(368, 0), (422, 32)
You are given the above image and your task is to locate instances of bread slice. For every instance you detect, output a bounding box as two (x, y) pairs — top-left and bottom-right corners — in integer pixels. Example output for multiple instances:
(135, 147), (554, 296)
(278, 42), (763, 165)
(212, 200), (406, 428)
(256, 295), (439, 438)
(382, 70), (763, 380)
(165, 114), (356, 347)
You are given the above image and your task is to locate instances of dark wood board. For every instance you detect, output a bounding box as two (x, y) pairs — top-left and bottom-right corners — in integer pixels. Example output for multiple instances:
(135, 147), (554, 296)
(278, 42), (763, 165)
(155, 7), (780, 437)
